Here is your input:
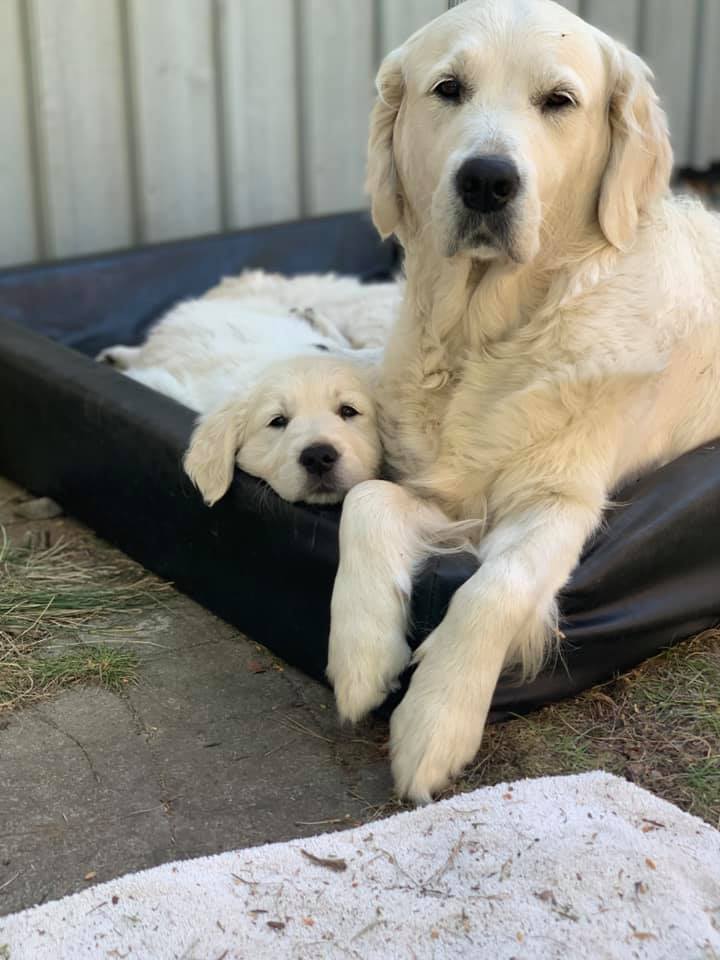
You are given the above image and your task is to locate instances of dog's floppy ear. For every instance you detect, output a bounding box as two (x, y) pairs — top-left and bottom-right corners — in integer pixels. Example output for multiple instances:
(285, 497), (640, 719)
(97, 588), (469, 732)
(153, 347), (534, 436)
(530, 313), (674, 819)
(366, 48), (405, 238)
(183, 398), (248, 506)
(598, 42), (673, 252)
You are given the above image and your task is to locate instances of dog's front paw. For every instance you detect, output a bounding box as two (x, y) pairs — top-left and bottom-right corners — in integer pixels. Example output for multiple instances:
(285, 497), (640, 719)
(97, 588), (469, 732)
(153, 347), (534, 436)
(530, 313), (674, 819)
(327, 596), (411, 724)
(389, 629), (495, 803)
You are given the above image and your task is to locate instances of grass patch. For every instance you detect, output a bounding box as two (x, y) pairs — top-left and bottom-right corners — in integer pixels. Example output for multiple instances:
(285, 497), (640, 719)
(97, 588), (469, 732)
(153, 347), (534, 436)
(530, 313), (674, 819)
(0, 529), (169, 713)
(28, 646), (139, 692)
(0, 528), (166, 636)
(1, 646), (139, 712)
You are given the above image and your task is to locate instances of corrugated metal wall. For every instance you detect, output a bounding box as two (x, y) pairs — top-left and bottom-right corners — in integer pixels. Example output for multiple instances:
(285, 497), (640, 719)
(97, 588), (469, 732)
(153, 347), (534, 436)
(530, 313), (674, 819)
(1, 0), (718, 269)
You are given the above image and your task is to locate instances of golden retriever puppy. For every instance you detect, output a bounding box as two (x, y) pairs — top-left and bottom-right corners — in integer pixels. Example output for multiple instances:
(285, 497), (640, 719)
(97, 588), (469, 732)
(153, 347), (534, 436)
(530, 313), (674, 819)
(183, 350), (382, 507)
(204, 269), (402, 349)
(328, 0), (720, 801)
(100, 292), (384, 505)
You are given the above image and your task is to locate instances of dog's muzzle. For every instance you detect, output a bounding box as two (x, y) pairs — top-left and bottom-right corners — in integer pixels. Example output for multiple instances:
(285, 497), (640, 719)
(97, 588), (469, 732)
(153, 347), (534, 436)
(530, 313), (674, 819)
(452, 154), (521, 257)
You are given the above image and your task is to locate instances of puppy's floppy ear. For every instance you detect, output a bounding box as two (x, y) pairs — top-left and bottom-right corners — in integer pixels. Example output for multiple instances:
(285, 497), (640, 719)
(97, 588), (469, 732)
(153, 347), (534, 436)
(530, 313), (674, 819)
(598, 42), (673, 252)
(366, 48), (405, 238)
(183, 398), (248, 506)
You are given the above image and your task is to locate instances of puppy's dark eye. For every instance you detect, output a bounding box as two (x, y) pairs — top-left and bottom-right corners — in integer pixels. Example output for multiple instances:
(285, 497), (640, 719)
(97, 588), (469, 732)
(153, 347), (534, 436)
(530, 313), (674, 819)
(434, 78), (462, 102)
(339, 405), (360, 420)
(541, 91), (575, 112)
(268, 415), (289, 429)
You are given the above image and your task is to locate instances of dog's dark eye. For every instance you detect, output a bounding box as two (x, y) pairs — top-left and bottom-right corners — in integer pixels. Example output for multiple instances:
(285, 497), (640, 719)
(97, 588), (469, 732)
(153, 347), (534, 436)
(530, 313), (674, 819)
(541, 91), (575, 112)
(268, 415), (289, 429)
(434, 78), (462, 102)
(339, 405), (360, 420)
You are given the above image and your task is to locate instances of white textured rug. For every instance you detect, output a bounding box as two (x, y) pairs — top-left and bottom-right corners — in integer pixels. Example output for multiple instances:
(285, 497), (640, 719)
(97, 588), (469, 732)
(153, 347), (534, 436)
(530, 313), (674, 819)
(2, 772), (718, 959)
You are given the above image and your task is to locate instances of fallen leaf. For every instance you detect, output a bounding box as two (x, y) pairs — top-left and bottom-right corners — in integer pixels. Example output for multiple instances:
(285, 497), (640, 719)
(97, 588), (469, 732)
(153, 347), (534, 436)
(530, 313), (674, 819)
(246, 659), (266, 674)
(645, 858), (657, 870)
(83, 871), (96, 881)
(267, 920), (286, 931)
(302, 918), (315, 927)
(516, 931), (525, 943)
(300, 849), (347, 872)
(632, 932), (657, 941)
(430, 930), (440, 940)
(535, 890), (556, 904)
(111, 895), (119, 906)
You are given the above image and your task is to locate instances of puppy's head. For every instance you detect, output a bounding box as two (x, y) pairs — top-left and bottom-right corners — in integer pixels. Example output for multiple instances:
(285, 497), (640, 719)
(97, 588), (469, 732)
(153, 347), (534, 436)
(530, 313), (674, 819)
(183, 355), (381, 506)
(367, 0), (672, 262)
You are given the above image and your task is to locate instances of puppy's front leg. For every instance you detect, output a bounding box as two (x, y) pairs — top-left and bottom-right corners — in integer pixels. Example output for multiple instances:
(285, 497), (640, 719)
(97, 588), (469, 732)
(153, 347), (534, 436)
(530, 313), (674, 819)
(328, 480), (447, 722)
(391, 494), (605, 802)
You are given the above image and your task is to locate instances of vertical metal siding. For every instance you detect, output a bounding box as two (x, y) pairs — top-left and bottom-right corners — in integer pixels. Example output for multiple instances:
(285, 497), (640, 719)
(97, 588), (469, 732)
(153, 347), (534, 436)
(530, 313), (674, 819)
(0, 0), (39, 265)
(217, 0), (301, 229)
(0, 0), (718, 268)
(126, 0), (222, 243)
(299, 0), (376, 216)
(27, 0), (134, 258)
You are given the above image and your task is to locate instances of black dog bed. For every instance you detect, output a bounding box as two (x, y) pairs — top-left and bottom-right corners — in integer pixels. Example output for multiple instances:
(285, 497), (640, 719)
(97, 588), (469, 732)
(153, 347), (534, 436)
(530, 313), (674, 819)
(1, 211), (718, 722)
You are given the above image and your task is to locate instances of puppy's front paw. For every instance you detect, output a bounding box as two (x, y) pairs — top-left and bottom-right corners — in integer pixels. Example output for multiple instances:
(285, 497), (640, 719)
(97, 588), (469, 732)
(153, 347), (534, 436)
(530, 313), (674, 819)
(95, 345), (140, 370)
(96, 346), (120, 365)
(390, 630), (494, 803)
(328, 594), (411, 723)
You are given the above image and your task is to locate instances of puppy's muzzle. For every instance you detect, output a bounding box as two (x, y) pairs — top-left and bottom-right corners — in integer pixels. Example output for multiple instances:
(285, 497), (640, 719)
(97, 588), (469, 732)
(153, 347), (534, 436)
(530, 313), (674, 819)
(455, 156), (520, 214)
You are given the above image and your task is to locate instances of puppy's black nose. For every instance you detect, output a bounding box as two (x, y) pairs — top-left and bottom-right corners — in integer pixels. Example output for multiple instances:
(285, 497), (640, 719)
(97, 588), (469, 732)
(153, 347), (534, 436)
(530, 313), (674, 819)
(299, 443), (339, 476)
(455, 156), (520, 213)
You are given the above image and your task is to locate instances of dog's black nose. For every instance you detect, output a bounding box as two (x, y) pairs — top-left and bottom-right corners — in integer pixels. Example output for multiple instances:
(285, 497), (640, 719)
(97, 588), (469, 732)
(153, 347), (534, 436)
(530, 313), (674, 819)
(299, 443), (339, 476)
(455, 156), (520, 213)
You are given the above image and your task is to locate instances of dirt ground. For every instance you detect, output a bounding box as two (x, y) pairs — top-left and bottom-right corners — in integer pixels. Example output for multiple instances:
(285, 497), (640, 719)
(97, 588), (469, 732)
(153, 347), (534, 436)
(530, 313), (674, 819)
(1, 474), (718, 919)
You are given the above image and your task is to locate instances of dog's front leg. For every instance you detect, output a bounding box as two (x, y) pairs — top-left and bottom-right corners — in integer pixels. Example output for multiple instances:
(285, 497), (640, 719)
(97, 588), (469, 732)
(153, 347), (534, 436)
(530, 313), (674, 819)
(327, 480), (448, 722)
(390, 494), (605, 802)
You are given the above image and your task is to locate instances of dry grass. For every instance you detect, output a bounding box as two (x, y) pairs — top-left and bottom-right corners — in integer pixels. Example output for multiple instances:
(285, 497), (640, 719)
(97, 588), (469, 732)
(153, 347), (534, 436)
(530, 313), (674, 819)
(455, 628), (720, 828)
(0, 529), (170, 712)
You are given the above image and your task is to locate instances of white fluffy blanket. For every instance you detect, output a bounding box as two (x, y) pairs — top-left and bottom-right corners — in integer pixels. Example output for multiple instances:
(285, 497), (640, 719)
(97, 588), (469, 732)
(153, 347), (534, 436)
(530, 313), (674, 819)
(2, 771), (718, 959)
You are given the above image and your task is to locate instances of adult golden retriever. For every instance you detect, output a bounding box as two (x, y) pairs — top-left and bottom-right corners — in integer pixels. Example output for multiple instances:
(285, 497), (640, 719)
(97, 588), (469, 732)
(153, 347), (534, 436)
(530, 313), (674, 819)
(327, 0), (720, 801)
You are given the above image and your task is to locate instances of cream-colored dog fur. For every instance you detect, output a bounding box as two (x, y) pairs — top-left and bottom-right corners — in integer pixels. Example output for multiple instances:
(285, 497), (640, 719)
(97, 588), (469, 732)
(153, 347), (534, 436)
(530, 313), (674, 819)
(99, 272), (399, 505)
(205, 269), (401, 349)
(327, 0), (720, 801)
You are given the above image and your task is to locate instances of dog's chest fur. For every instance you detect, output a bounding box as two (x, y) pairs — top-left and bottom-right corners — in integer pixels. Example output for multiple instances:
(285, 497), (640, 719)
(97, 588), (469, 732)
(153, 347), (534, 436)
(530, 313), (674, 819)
(377, 217), (720, 520)
(377, 264), (552, 486)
